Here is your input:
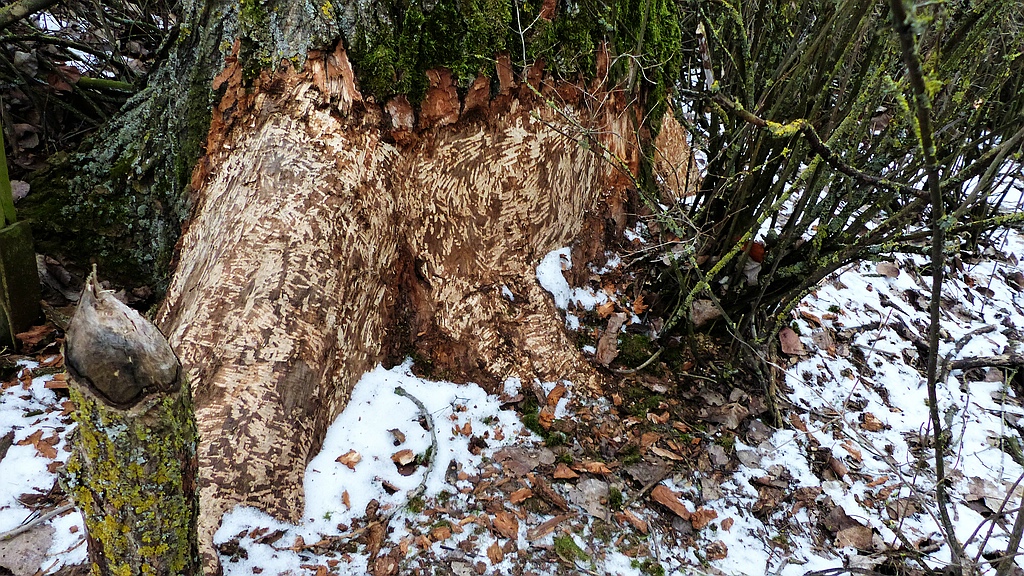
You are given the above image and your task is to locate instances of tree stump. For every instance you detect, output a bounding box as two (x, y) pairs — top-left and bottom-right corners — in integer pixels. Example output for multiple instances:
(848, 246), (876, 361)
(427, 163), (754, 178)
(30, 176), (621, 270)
(63, 271), (199, 576)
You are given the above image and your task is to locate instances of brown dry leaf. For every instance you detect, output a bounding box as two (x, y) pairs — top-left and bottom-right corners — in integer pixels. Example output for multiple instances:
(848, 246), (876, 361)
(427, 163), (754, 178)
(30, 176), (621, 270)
(649, 446), (684, 461)
(509, 488), (534, 504)
(546, 383), (567, 408)
(617, 510), (649, 534)
(779, 328), (806, 356)
(866, 476), (889, 488)
(706, 541), (729, 561)
(690, 299), (721, 328)
(690, 507), (719, 530)
(800, 310), (822, 327)
(596, 301), (616, 319)
(650, 485), (691, 520)
(487, 541), (504, 564)
(430, 525), (451, 541)
(828, 456), (849, 478)
(537, 407), (555, 430)
(342, 490), (351, 509)
(336, 450), (362, 470)
(491, 511), (519, 539)
(861, 413), (885, 432)
(38, 355), (63, 368)
(15, 324), (54, 351)
(647, 411), (670, 424)
(16, 430), (57, 459)
(553, 463), (579, 479)
(876, 262), (900, 278)
(639, 432), (661, 449)
(721, 517), (734, 531)
(596, 313), (627, 366)
(841, 441), (862, 462)
(632, 295), (649, 315)
(573, 461), (612, 474)
(788, 412), (809, 432)
(44, 376), (68, 390)
(460, 422), (473, 436)
(836, 525), (874, 550)
(391, 449), (416, 466)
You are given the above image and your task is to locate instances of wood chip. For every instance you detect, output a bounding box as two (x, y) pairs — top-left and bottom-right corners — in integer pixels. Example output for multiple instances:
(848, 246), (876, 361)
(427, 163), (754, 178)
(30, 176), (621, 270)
(861, 412), (885, 432)
(526, 514), (571, 541)
(336, 449), (362, 470)
(491, 510), (519, 540)
(487, 541), (504, 564)
(650, 485), (691, 520)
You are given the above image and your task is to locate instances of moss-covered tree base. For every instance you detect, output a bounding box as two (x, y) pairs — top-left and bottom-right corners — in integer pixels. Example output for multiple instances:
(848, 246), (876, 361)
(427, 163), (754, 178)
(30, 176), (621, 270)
(65, 382), (200, 576)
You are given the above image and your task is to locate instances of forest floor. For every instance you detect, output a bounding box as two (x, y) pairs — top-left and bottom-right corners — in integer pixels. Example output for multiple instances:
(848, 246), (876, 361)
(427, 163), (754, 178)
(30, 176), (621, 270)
(4, 220), (1024, 576)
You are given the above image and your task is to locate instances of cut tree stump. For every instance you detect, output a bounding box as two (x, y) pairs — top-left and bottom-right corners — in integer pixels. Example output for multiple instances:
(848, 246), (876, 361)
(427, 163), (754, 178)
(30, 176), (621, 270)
(63, 271), (199, 576)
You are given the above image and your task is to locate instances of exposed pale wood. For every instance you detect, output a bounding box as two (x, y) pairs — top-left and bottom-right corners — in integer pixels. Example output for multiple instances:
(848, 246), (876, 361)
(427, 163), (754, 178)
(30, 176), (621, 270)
(65, 273), (199, 576)
(156, 52), (673, 570)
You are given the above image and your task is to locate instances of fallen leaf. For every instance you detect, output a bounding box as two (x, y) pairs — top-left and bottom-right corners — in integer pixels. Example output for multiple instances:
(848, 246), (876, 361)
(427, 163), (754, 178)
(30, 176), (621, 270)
(690, 299), (721, 328)
(706, 540), (729, 561)
(788, 412), (808, 432)
(650, 485), (691, 520)
(573, 461), (612, 474)
(596, 301), (616, 318)
(510, 488), (533, 504)
(553, 463), (579, 479)
(841, 441), (862, 462)
(876, 262), (900, 278)
(649, 446), (684, 461)
(691, 507), (718, 530)
(388, 429), (406, 445)
(800, 310), (822, 327)
(779, 327), (806, 356)
(342, 491), (351, 509)
(16, 430), (57, 459)
(721, 517), (734, 531)
(866, 476), (888, 488)
(391, 449), (416, 466)
(836, 525), (873, 549)
(861, 412), (885, 432)
(632, 295), (648, 315)
(546, 383), (567, 408)
(595, 313), (627, 366)
(336, 450), (362, 470)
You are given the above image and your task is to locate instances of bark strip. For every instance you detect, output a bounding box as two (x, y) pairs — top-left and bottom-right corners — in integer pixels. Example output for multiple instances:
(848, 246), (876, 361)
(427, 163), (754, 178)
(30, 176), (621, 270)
(64, 271), (200, 576)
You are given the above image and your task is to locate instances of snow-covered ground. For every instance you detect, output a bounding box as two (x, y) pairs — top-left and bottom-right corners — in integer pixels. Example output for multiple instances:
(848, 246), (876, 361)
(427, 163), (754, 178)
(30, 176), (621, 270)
(4, 225), (1024, 575)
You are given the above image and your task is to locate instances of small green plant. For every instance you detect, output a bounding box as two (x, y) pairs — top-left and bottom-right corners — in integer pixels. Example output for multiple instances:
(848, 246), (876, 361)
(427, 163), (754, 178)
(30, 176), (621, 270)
(608, 486), (624, 510)
(630, 558), (666, 576)
(553, 534), (589, 563)
(406, 495), (425, 514)
(557, 452), (574, 465)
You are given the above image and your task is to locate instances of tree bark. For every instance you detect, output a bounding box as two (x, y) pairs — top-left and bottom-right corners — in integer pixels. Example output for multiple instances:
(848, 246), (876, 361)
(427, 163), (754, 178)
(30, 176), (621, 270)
(64, 273), (200, 575)
(20, 0), (682, 571)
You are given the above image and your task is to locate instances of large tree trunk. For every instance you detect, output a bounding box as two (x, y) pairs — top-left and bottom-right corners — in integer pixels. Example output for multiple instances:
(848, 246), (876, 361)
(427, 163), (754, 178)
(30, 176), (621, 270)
(156, 46), (640, 570)
(22, 0), (683, 571)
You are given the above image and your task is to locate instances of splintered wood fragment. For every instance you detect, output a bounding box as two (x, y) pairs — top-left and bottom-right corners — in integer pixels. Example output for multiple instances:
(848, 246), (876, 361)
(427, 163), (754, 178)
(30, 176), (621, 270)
(64, 269), (199, 576)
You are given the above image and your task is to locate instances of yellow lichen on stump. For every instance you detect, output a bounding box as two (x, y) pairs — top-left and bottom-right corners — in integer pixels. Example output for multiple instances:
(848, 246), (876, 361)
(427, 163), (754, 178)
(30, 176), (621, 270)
(64, 272), (199, 576)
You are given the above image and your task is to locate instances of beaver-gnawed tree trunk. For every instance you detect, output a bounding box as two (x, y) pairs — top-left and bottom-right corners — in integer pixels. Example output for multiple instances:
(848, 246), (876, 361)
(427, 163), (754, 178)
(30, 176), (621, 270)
(22, 0), (686, 571)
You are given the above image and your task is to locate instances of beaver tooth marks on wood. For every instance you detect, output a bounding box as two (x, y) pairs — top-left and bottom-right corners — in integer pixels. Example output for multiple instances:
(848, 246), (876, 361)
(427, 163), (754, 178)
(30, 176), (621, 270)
(65, 270), (180, 406)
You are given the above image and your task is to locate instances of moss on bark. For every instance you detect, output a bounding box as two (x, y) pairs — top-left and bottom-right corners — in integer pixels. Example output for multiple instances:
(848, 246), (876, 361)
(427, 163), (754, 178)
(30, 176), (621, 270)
(65, 382), (200, 576)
